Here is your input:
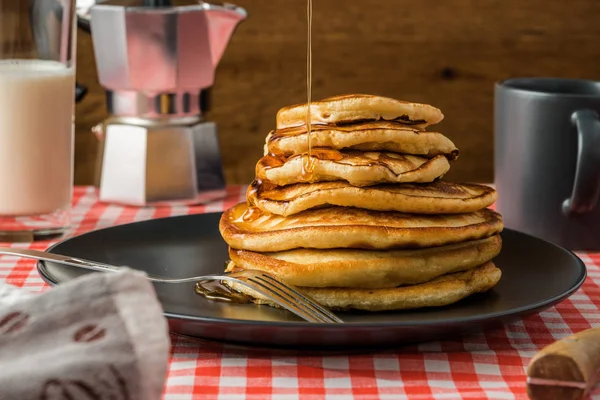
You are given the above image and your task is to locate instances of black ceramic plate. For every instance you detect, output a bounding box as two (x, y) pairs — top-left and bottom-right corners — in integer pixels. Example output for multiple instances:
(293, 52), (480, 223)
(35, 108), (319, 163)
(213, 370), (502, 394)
(37, 212), (586, 351)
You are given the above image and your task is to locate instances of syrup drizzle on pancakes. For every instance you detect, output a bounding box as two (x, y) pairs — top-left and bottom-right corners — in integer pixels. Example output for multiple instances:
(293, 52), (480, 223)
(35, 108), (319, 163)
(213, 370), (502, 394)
(301, 0), (315, 179)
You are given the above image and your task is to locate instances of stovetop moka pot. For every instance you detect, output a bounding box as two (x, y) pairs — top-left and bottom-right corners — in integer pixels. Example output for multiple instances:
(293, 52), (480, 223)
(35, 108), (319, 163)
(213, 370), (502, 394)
(76, 0), (246, 206)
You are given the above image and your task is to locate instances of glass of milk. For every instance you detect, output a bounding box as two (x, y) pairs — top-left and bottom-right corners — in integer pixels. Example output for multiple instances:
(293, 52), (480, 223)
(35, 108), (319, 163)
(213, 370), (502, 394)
(0, 0), (76, 242)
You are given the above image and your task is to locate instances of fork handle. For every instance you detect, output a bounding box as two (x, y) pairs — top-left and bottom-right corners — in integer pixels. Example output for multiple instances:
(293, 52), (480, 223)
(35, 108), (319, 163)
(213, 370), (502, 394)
(0, 247), (124, 274)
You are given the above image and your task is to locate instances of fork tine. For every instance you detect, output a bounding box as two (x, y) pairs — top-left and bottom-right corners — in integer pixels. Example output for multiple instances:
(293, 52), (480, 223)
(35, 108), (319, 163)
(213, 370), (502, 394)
(232, 277), (322, 323)
(258, 273), (344, 323)
(246, 275), (332, 324)
(251, 276), (334, 323)
(257, 274), (339, 319)
(255, 274), (343, 324)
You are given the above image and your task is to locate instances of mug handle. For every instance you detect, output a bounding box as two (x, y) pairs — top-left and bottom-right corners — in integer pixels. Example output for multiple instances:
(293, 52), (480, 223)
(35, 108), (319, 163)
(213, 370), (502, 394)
(562, 109), (600, 215)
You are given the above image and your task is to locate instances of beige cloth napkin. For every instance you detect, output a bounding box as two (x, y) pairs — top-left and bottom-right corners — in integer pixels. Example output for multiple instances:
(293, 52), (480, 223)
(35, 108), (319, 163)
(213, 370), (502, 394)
(0, 269), (171, 400)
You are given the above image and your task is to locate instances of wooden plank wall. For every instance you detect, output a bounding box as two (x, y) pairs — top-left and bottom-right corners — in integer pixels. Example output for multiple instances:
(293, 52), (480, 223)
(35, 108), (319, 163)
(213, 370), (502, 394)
(73, 0), (600, 185)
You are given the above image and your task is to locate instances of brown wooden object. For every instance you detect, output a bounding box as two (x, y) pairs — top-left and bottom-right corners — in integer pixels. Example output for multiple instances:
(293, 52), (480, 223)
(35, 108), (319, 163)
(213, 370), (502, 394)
(527, 327), (600, 400)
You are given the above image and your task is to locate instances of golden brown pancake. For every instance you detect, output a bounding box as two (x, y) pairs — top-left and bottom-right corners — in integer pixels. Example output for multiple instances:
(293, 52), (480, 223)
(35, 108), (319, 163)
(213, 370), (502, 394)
(265, 121), (459, 159)
(276, 94), (444, 129)
(256, 150), (450, 187)
(226, 261), (502, 312)
(228, 235), (502, 288)
(248, 180), (497, 217)
(220, 202), (504, 252)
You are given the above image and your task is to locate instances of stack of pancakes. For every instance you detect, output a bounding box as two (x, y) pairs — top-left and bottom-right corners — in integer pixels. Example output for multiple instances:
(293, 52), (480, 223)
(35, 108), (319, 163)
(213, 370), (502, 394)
(219, 94), (504, 312)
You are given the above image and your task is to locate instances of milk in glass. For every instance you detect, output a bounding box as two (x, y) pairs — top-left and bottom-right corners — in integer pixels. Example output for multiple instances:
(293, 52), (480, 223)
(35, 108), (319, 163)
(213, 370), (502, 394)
(0, 60), (74, 217)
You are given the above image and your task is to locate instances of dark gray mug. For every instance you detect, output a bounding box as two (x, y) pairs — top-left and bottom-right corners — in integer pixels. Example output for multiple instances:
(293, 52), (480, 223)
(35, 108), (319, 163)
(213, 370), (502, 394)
(494, 77), (600, 250)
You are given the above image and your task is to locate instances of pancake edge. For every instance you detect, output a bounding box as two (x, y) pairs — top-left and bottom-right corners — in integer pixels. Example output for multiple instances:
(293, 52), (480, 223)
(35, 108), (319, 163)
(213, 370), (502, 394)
(227, 261), (502, 312)
(219, 205), (504, 252)
(227, 235), (502, 288)
(248, 180), (498, 216)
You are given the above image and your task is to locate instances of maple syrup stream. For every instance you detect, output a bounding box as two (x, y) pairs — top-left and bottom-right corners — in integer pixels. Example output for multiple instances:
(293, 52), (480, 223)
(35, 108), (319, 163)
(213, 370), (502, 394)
(301, 0), (315, 178)
(195, 0), (315, 303)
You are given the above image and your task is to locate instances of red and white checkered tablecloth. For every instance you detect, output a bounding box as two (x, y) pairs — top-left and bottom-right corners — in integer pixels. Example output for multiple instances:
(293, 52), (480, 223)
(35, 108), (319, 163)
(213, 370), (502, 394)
(2, 185), (600, 400)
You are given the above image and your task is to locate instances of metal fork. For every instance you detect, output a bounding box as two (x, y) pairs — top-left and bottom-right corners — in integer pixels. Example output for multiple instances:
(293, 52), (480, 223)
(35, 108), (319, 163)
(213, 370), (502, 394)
(0, 247), (343, 324)
(195, 269), (343, 323)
